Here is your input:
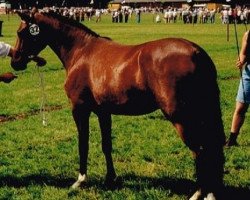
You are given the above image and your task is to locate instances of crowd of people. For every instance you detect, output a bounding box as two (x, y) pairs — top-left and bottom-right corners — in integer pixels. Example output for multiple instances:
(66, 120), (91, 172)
(34, 5), (250, 25)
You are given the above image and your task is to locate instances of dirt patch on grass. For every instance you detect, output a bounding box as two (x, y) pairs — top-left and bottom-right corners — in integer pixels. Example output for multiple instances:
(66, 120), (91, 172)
(0, 105), (63, 123)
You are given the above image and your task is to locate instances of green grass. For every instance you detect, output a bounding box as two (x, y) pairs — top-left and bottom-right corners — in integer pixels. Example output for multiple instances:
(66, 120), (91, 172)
(0, 13), (249, 199)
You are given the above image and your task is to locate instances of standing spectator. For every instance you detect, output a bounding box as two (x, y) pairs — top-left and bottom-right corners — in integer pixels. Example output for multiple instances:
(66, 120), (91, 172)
(173, 8), (177, 23)
(209, 9), (216, 24)
(135, 8), (141, 23)
(124, 9), (129, 23)
(192, 8), (198, 24)
(221, 8), (229, 24)
(155, 13), (161, 23)
(95, 9), (101, 23)
(163, 9), (168, 23)
(228, 8), (233, 24)
(182, 8), (189, 24)
(226, 30), (250, 146)
(118, 9), (123, 23)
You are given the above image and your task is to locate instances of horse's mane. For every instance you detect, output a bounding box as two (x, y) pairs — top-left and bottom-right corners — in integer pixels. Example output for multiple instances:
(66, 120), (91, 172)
(42, 11), (111, 40)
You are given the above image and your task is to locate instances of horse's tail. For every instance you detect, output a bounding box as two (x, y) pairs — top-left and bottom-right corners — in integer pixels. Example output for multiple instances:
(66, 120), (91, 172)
(191, 47), (225, 196)
(192, 47), (225, 146)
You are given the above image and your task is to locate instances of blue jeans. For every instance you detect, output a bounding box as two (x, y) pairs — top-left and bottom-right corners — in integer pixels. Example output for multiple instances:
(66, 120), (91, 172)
(236, 63), (250, 104)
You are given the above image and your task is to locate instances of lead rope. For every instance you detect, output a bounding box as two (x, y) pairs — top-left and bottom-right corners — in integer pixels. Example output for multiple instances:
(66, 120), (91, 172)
(36, 66), (47, 126)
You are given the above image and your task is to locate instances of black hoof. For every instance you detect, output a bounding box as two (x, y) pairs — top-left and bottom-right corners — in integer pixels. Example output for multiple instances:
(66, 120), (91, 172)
(104, 176), (123, 190)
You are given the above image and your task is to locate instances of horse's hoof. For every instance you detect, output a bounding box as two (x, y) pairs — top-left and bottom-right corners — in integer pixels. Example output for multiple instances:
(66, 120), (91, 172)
(204, 193), (216, 200)
(104, 176), (122, 190)
(71, 173), (87, 189)
(189, 189), (202, 200)
(189, 190), (216, 200)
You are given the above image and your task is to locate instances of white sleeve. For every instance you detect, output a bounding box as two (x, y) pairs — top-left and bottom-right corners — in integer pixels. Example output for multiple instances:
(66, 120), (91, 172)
(0, 42), (11, 57)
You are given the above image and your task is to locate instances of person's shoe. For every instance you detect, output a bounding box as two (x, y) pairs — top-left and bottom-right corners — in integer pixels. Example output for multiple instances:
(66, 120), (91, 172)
(225, 133), (239, 147)
(225, 139), (239, 147)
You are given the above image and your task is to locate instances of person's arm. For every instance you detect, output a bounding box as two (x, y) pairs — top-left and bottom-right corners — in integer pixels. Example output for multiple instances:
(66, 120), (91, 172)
(0, 42), (12, 57)
(0, 72), (17, 83)
(236, 31), (249, 69)
(7, 46), (14, 57)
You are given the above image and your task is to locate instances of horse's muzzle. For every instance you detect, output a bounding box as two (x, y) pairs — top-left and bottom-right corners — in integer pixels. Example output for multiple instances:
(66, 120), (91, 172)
(11, 50), (29, 71)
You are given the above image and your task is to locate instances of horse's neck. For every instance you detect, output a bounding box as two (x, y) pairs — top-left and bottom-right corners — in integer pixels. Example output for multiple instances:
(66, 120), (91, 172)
(46, 27), (79, 67)
(39, 16), (93, 69)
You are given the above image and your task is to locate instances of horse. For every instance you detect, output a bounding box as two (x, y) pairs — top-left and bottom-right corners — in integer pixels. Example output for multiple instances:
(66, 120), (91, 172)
(11, 9), (225, 200)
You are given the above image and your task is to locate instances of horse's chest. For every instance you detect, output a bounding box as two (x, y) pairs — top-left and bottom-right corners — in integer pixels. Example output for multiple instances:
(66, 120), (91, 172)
(64, 70), (90, 105)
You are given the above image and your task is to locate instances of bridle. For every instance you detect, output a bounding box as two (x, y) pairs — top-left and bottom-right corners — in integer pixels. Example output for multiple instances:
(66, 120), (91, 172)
(16, 22), (42, 62)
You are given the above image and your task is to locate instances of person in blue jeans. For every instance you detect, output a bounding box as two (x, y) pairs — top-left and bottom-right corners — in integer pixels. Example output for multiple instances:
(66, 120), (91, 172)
(226, 30), (250, 146)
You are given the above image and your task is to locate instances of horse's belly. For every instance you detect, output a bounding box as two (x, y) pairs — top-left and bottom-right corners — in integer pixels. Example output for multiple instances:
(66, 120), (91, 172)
(101, 95), (158, 115)
(111, 104), (158, 115)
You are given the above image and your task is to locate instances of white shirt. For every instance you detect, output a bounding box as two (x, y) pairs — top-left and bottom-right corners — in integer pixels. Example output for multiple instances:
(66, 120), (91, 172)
(0, 42), (11, 57)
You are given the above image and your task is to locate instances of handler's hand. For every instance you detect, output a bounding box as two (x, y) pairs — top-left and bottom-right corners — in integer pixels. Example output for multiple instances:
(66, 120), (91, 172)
(0, 72), (17, 83)
(32, 56), (47, 67)
(236, 59), (244, 70)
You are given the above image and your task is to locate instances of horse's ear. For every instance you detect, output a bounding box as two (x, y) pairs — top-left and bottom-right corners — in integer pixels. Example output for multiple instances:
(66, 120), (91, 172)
(15, 10), (31, 23)
(30, 7), (39, 16)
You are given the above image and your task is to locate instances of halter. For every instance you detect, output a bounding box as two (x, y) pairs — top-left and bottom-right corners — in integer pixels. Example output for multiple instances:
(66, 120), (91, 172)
(16, 22), (41, 61)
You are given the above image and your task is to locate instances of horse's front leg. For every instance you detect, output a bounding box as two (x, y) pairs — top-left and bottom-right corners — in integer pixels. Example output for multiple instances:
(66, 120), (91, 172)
(97, 112), (119, 188)
(71, 104), (91, 189)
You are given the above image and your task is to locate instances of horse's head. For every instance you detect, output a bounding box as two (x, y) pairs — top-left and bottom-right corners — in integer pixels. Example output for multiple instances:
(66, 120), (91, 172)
(11, 9), (47, 70)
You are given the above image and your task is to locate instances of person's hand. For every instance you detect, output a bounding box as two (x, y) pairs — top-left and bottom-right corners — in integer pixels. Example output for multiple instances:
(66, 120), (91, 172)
(0, 72), (17, 83)
(236, 59), (244, 70)
(31, 56), (47, 67)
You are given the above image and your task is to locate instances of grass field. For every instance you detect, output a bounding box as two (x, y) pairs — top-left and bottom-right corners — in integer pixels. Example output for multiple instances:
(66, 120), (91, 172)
(0, 12), (249, 200)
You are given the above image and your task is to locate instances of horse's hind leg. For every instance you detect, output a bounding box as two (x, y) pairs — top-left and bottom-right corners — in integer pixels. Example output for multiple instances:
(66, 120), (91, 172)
(172, 121), (224, 200)
(97, 112), (119, 188)
(71, 104), (91, 189)
(159, 100), (224, 200)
